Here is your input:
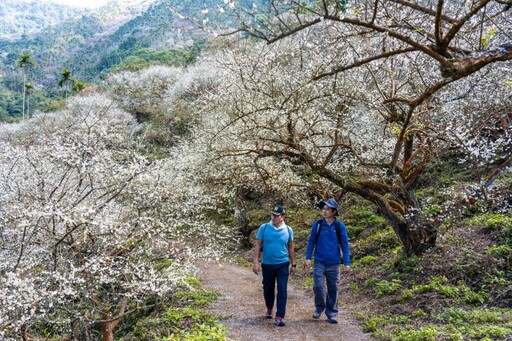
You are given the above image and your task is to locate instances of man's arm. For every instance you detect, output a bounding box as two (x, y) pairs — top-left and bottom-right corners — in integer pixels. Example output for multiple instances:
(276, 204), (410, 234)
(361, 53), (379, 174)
(340, 223), (351, 271)
(305, 221), (318, 268)
(288, 241), (296, 275)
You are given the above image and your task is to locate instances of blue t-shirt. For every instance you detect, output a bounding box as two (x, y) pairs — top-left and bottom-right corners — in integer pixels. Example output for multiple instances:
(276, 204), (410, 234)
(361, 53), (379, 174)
(256, 222), (293, 265)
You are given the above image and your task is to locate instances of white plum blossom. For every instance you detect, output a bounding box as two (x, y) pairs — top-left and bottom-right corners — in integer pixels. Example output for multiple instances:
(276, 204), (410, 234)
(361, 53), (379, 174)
(0, 93), (232, 339)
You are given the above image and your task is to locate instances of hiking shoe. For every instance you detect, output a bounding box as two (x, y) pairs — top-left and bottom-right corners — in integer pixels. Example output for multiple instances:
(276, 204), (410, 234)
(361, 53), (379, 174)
(327, 317), (338, 324)
(265, 309), (273, 319)
(312, 311), (321, 319)
(275, 317), (285, 326)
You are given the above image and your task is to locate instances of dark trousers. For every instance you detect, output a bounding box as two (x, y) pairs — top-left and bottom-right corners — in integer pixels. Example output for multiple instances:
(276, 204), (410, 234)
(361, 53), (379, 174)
(261, 262), (289, 318)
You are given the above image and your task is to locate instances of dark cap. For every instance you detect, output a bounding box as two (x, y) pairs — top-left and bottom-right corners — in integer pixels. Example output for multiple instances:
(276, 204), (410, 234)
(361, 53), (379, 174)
(318, 198), (339, 216)
(271, 204), (286, 216)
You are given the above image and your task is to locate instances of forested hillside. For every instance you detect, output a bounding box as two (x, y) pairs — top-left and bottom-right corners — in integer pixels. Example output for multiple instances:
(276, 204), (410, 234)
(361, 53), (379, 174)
(0, 0), (83, 40)
(0, 1), (510, 340)
(0, 0), (214, 122)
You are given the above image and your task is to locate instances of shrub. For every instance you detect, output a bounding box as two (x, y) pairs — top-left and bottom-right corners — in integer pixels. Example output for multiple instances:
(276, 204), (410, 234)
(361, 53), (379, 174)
(375, 279), (402, 298)
(357, 255), (377, 266)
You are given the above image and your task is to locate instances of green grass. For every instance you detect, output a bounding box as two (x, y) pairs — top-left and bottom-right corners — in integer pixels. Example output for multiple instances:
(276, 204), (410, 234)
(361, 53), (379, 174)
(119, 275), (227, 341)
(358, 307), (512, 341)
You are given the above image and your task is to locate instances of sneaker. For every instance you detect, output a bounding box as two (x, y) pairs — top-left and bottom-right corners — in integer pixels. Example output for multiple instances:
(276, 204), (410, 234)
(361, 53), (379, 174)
(327, 317), (338, 324)
(312, 311), (321, 319)
(275, 317), (285, 326)
(265, 309), (273, 319)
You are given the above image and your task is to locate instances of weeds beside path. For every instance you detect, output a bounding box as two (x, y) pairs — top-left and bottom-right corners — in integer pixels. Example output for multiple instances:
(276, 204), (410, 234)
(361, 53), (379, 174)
(197, 261), (375, 341)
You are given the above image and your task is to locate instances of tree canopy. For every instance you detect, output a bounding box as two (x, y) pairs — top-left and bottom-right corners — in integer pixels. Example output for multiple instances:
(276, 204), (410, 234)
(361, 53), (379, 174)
(193, 0), (512, 255)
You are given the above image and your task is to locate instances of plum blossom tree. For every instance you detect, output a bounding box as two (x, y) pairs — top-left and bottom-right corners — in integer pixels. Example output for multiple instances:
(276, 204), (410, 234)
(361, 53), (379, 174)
(187, 0), (512, 256)
(106, 66), (181, 148)
(0, 94), (228, 340)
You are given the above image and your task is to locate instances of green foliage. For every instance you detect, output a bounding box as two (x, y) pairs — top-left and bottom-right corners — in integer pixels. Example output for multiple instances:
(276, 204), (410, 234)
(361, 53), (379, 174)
(231, 257), (252, 267)
(174, 287), (219, 308)
(204, 209), (236, 227)
(356, 255), (377, 266)
(485, 244), (512, 274)
(359, 307), (512, 341)
(349, 281), (362, 294)
(466, 213), (512, 230)
(357, 313), (386, 333)
(480, 26), (496, 49)
(293, 228), (312, 245)
(344, 207), (388, 239)
(364, 278), (377, 288)
(433, 307), (507, 325)
(154, 258), (174, 271)
(354, 227), (399, 257)
(128, 306), (227, 340)
(486, 244), (512, 257)
(108, 47), (194, 73)
(467, 213), (512, 246)
(121, 275), (225, 341)
(375, 279), (402, 298)
(400, 289), (413, 301)
(164, 307), (213, 325)
(302, 277), (313, 290)
(394, 326), (438, 341)
(462, 289), (488, 305)
(166, 323), (227, 341)
(393, 253), (423, 275)
(412, 276), (459, 298)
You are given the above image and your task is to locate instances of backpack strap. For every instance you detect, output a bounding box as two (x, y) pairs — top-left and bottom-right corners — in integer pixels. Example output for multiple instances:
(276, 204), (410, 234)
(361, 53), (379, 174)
(334, 220), (342, 246)
(262, 223), (268, 242)
(314, 219), (323, 245)
(260, 223), (269, 251)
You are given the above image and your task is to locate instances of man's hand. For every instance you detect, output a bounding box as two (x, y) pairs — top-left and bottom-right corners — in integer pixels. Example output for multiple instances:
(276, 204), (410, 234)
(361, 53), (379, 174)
(344, 265), (351, 272)
(252, 262), (260, 275)
(290, 265), (296, 276)
(305, 259), (312, 269)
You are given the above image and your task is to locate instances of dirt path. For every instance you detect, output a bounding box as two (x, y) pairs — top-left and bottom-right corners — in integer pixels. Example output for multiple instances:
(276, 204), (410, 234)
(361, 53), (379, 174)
(197, 261), (375, 341)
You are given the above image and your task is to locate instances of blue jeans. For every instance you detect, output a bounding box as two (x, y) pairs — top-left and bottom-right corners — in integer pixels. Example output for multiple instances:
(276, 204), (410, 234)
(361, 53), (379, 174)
(261, 262), (289, 318)
(313, 261), (340, 318)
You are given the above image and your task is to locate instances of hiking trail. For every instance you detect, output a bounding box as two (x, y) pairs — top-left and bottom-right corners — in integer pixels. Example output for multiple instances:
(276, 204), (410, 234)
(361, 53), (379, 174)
(197, 261), (375, 341)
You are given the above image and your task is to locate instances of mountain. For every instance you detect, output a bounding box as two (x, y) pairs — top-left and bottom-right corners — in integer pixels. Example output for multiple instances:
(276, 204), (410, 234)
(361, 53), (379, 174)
(0, 0), (161, 41)
(0, 0), (272, 121)
(0, 0), (215, 121)
(0, 0), (83, 40)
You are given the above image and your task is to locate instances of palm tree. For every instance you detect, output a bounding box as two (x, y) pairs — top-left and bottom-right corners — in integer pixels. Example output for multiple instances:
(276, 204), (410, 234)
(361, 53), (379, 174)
(25, 83), (33, 118)
(58, 68), (75, 99)
(17, 54), (36, 120)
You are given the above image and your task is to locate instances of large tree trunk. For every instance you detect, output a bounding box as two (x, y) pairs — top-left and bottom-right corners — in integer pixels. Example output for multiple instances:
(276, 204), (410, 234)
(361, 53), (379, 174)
(317, 166), (438, 256)
(372, 189), (437, 256)
(389, 213), (437, 256)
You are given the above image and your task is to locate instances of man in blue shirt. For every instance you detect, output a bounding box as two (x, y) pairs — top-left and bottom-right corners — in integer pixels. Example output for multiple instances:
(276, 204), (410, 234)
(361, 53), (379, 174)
(252, 204), (296, 327)
(305, 198), (350, 324)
